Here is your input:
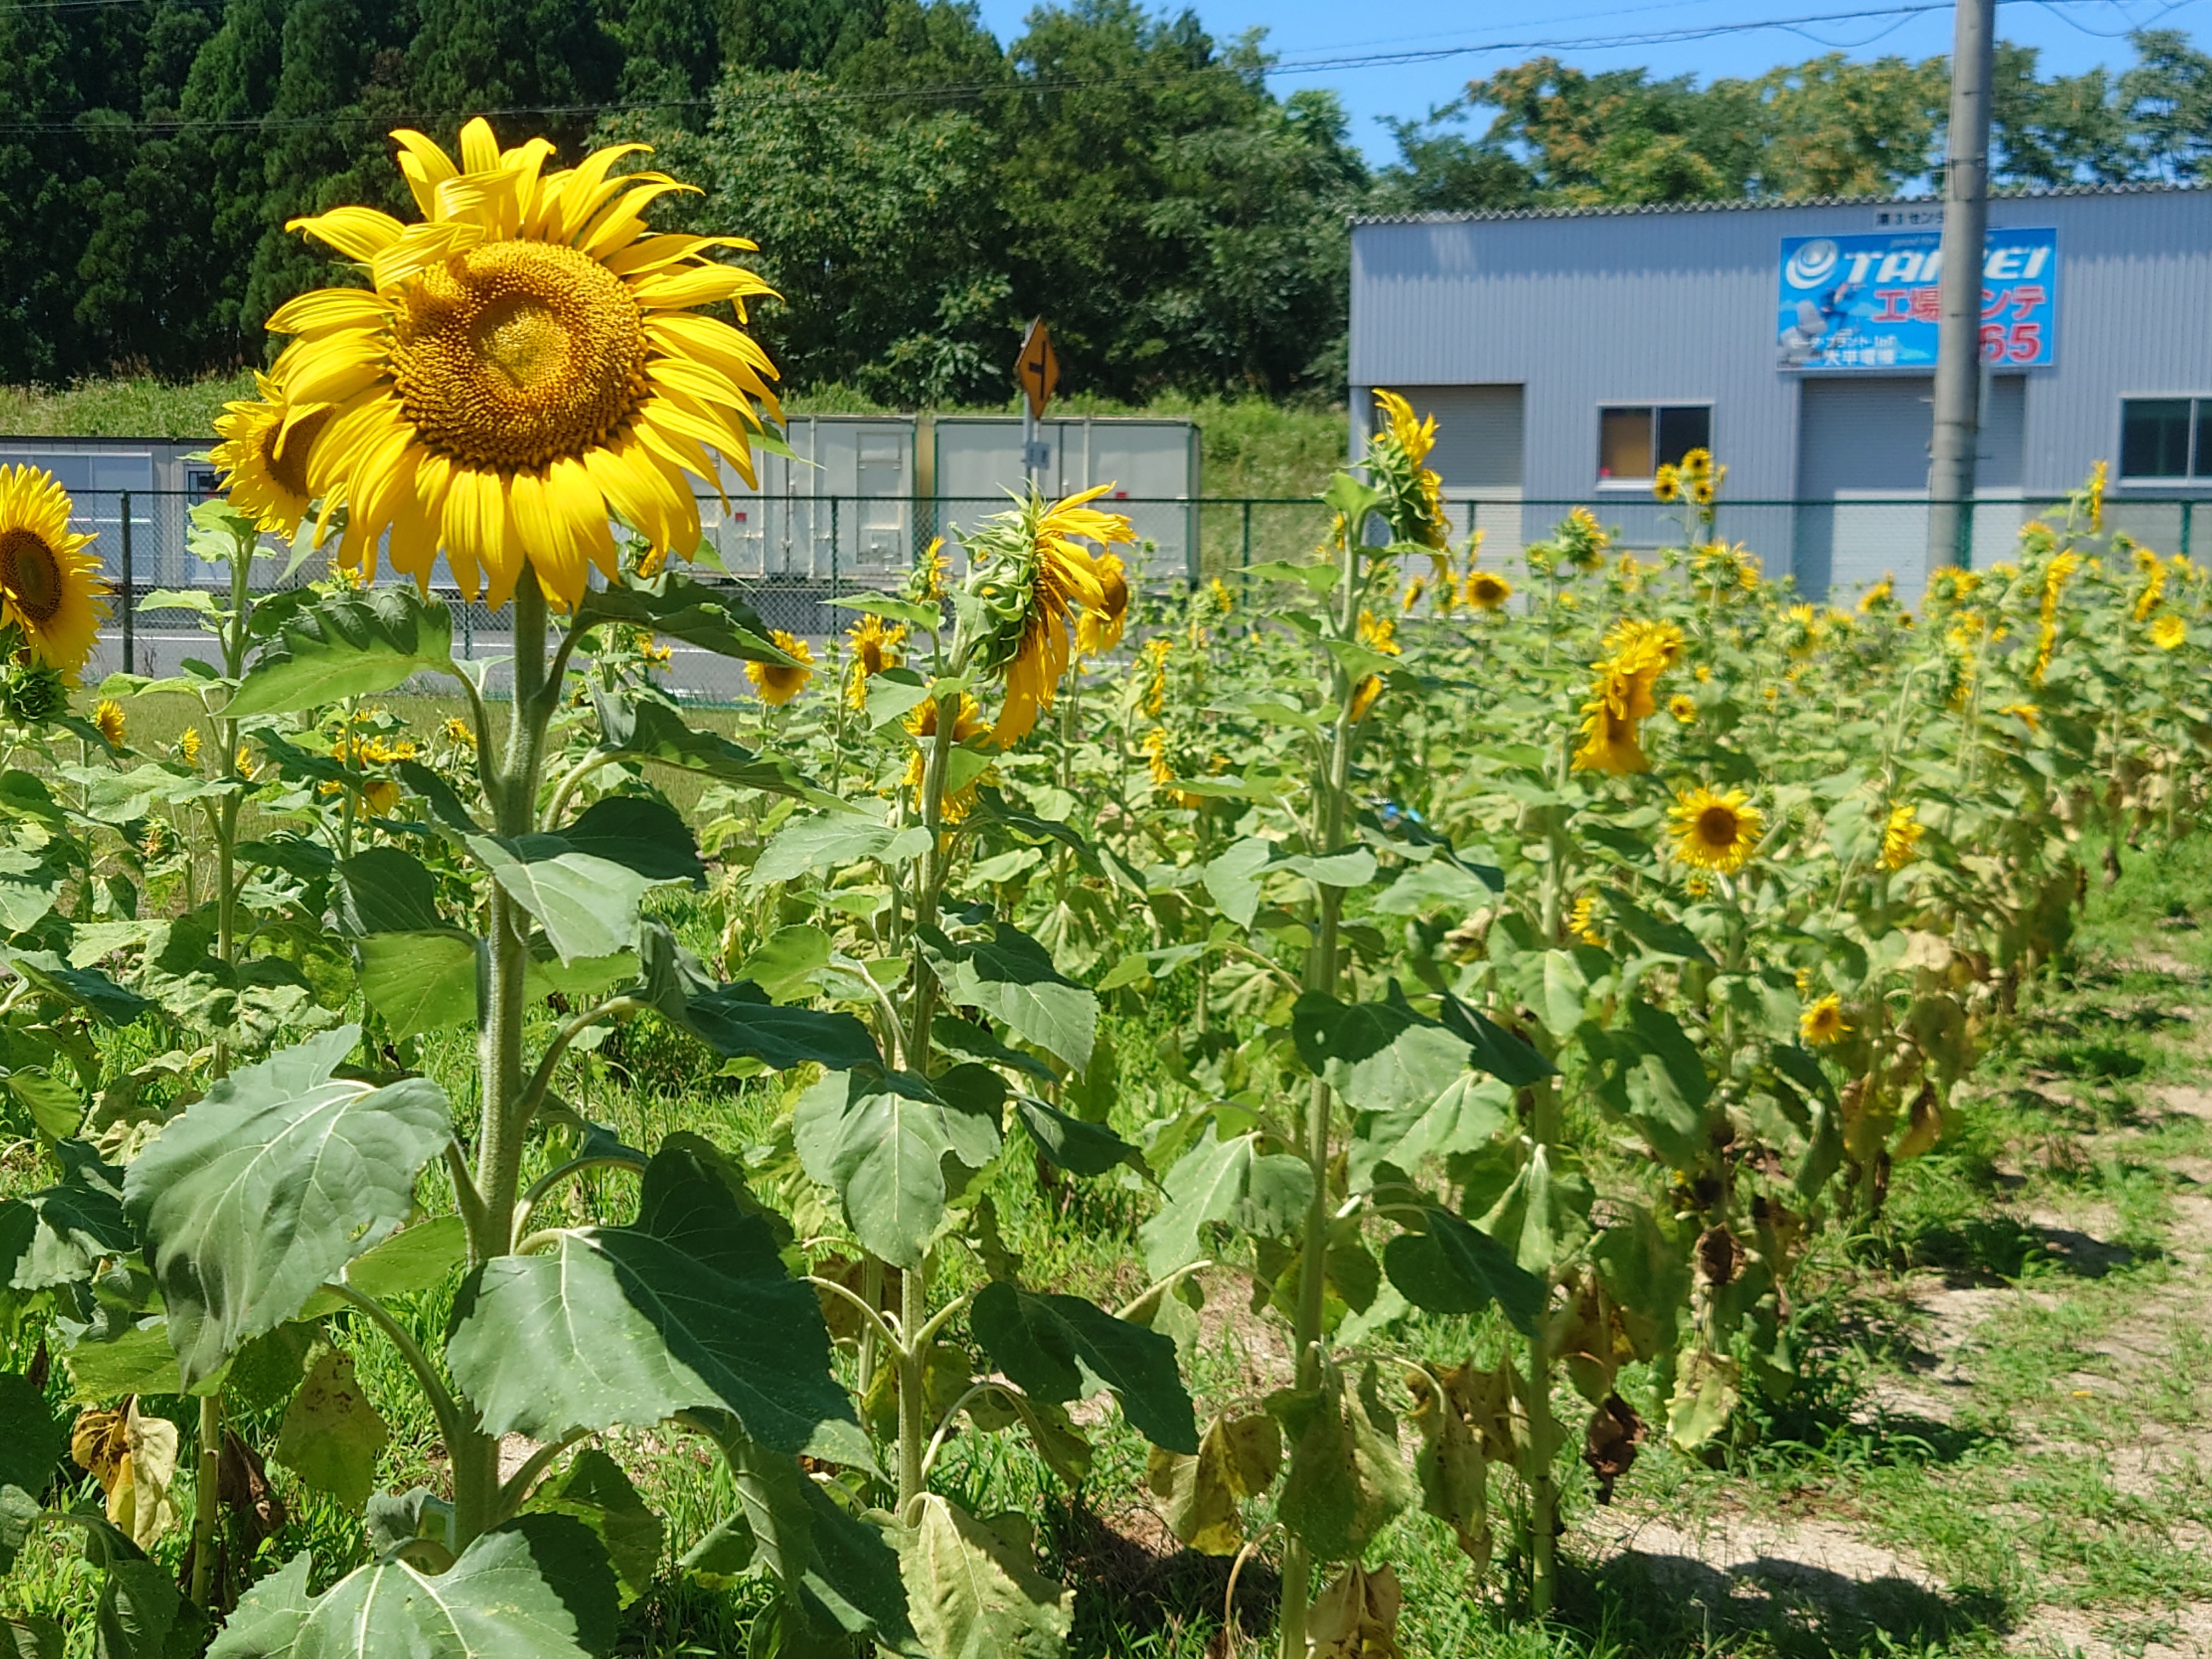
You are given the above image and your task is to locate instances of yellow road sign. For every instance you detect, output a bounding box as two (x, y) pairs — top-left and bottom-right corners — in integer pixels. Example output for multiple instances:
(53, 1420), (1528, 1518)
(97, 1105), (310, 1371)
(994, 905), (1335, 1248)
(1015, 318), (1059, 421)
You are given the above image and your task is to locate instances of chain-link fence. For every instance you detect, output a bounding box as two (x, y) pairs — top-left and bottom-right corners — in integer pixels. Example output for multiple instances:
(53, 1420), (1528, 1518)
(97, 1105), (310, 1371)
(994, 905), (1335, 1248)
(63, 490), (2210, 703)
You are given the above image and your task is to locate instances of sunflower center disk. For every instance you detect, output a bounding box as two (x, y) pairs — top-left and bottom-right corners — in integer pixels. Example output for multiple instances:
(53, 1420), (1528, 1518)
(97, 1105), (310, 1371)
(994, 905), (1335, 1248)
(0, 529), (65, 624)
(392, 241), (648, 472)
(1698, 806), (1739, 847)
(264, 407), (332, 503)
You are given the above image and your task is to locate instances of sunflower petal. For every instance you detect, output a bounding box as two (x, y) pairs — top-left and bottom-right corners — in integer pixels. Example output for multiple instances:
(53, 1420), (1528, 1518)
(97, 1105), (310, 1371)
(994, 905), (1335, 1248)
(289, 206), (406, 263)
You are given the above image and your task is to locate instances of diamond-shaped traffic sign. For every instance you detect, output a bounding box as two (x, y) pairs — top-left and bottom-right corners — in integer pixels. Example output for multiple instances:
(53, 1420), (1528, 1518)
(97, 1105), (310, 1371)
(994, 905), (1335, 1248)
(1015, 318), (1059, 421)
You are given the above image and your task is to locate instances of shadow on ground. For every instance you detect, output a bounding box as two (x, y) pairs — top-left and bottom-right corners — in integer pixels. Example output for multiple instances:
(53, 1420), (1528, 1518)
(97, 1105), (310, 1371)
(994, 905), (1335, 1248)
(1560, 1544), (2010, 1659)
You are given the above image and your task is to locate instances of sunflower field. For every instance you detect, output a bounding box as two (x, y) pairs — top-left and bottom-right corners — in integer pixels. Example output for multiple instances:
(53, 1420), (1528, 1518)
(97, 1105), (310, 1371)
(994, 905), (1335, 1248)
(1, 120), (2207, 1659)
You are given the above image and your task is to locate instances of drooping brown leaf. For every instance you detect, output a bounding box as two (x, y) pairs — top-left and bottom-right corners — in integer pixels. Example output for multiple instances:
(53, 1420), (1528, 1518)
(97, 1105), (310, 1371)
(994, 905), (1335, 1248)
(1581, 1393), (1645, 1504)
(1307, 1561), (1403, 1659)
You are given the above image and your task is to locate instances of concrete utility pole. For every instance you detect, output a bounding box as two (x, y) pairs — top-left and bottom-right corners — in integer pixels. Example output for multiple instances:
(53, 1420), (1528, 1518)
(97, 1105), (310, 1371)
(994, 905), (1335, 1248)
(1926, 0), (1997, 571)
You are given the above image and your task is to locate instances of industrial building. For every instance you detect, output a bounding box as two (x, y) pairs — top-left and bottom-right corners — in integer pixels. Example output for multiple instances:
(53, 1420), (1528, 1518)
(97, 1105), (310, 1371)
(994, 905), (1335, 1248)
(1348, 183), (2212, 594)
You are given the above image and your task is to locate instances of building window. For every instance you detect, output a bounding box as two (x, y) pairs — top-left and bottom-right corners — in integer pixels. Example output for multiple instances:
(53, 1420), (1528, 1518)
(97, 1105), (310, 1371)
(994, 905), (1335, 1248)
(2119, 398), (2211, 481)
(1597, 404), (1712, 482)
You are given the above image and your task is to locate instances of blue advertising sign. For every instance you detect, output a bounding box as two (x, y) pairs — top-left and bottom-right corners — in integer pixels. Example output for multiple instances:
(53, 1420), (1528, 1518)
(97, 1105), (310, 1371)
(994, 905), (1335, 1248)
(1777, 227), (2058, 371)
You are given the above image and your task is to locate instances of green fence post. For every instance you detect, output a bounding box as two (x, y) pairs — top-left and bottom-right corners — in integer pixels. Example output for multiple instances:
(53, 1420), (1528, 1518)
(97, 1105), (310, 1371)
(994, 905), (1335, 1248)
(2182, 499), (2194, 563)
(119, 490), (134, 675)
(1241, 499), (1252, 568)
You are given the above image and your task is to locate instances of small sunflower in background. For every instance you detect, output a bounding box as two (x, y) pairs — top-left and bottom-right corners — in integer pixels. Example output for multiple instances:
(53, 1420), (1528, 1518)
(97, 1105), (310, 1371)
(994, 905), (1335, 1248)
(844, 614), (906, 709)
(211, 372), (331, 537)
(0, 465), (108, 680)
(1464, 570), (1512, 611)
(1880, 802), (1924, 871)
(2152, 613), (2187, 651)
(910, 536), (950, 605)
(1800, 994), (1850, 1046)
(177, 727), (202, 765)
(1652, 464), (1681, 504)
(1569, 893), (1605, 947)
(904, 691), (988, 819)
(1369, 389), (1448, 551)
(746, 630), (814, 706)
(92, 698), (126, 747)
(1348, 610), (1401, 723)
(1669, 785), (1763, 876)
(1077, 553), (1130, 658)
(1669, 693), (1697, 725)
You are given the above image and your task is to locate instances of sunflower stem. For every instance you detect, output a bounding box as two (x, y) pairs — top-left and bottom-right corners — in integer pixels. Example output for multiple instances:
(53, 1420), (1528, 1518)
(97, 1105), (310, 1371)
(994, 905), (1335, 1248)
(1280, 518), (1366, 1659)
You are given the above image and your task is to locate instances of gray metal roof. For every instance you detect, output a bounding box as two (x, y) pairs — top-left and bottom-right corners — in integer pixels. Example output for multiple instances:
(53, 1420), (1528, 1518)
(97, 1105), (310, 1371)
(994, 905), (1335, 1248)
(1347, 179), (2212, 227)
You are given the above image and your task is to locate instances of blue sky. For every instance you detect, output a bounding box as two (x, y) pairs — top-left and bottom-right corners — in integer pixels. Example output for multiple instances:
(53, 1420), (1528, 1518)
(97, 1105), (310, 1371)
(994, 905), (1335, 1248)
(973, 0), (2211, 161)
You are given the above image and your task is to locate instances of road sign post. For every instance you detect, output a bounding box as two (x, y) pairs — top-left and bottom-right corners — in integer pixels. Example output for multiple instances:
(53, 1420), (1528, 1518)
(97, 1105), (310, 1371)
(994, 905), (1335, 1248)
(1015, 318), (1059, 490)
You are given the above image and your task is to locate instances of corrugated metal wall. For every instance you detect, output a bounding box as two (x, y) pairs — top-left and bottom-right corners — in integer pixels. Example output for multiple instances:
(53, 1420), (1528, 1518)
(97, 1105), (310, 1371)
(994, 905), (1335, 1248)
(1350, 187), (2212, 586)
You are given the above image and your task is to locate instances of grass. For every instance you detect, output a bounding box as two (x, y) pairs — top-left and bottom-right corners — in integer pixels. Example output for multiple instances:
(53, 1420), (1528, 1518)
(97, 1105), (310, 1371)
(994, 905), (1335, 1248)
(8, 825), (2212, 1655)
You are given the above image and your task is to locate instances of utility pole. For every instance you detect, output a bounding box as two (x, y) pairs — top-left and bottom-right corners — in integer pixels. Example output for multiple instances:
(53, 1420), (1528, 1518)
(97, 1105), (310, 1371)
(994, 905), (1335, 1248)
(1926, 0), (1997, 572)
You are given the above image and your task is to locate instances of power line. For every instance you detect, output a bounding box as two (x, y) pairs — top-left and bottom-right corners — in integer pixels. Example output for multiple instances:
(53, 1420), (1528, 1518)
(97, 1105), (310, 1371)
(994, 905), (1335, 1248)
(0, 0), (2179, 134)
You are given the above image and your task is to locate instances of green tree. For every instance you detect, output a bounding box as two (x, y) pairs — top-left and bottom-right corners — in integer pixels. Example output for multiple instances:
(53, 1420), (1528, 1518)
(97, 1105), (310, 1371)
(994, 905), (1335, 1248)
(409, 0), (620, 153)
(2124, 27), (2212, 180)
(243, 0), (416, 335)
(1992, 42), (2130, 186)
(664, 69), (1009, 404)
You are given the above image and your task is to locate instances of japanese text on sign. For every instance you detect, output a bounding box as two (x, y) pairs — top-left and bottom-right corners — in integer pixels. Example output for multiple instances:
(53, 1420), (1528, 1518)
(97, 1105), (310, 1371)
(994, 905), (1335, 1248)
(1776, 227), (2057, 371)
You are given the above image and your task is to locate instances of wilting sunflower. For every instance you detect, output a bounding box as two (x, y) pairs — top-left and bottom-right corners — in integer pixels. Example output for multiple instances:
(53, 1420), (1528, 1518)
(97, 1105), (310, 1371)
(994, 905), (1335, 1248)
(962, 484), (1135, 747)
(745, 629), (813, 705)
(1799, 994), (1850, 1046)
(211, 373), (334, 537)
(1138, 635), (1172, 716)
(1076, 552), (1130, 657)
(1880, 802), (1924, 871)
(1669, 785), (1763, 874)
(1464, 570), (1511, 611)
(2153, 612), (2187, 650)
(844, 614), (906, 709)
(273, 117), (780, 610)
(92, 698), (126, 746)
(904, 691), (987, 819)
(1369, 390), (1448, 551)
(1572, 673), (1650, 774)
(1349, 610), (1401, 723)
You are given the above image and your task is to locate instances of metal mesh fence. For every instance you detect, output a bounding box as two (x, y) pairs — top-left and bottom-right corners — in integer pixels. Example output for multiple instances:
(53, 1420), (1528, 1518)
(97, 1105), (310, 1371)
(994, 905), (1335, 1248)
(61, 490), (2209, 703)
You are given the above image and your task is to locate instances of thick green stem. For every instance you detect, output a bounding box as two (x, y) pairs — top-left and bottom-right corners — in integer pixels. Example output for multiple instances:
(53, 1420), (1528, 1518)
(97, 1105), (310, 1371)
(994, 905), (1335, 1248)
(452, 577), (561, 1549)
(190, 1395), (220, 1606)
(896, 1256), (929, 1514)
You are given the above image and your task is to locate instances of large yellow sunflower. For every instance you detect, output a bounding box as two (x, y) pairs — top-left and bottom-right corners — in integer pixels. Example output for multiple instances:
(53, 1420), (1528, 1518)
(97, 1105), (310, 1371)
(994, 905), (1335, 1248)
(1669, 786), (1763, 874)
(746, 629), (813, 705)
(966, 485), (1135, 747)
(0, 465), (107, 679)
(273, 117), (780, 609)
(211, 373), (334, 537)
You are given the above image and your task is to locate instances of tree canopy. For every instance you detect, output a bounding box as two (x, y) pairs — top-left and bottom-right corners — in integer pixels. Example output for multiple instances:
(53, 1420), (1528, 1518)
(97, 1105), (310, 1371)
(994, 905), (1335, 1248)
(1, 0), (2208, 402)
